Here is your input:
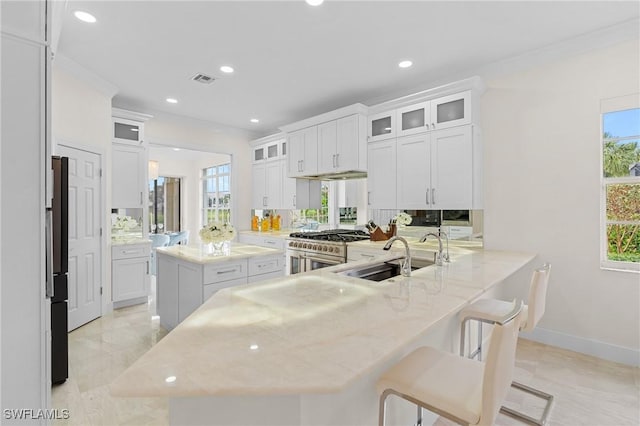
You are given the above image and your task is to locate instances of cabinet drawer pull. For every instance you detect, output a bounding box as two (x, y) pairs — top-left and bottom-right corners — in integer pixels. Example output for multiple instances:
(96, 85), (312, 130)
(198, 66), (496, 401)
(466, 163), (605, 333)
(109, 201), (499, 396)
(360, 253), (374, 258)
(121, 249), (140, 254)
(265, 240), (275, 245)
(217, 269), (238, 275)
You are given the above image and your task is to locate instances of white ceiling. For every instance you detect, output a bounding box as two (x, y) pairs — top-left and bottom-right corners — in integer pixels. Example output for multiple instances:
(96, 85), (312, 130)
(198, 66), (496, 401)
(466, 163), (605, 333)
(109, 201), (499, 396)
(57, 1), (639, 138)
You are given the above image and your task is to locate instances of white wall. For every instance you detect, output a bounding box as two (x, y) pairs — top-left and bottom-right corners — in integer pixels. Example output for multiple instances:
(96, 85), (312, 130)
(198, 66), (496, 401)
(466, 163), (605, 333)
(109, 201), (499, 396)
(51, 64), (114, 313)
(482, 39), (640, 364)
(148, 148), (230, 243)
(144, 112), (253, 231)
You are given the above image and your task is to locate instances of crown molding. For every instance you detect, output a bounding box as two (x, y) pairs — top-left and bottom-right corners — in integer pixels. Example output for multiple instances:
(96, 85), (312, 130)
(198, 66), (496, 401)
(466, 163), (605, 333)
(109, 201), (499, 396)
(53, 53), (119, 98)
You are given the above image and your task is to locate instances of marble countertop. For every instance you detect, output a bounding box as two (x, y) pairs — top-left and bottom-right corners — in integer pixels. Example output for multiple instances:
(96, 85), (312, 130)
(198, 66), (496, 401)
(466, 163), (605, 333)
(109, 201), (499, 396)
(156, 242), (283, 265)
(238, 229), (294, 239)
(110, 249), (534, 398)
(110, 238), (151, 246)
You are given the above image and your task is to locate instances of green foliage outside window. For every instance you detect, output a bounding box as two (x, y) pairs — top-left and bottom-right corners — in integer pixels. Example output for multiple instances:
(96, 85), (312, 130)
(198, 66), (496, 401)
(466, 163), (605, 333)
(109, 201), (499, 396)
(602, 108), (640, 263)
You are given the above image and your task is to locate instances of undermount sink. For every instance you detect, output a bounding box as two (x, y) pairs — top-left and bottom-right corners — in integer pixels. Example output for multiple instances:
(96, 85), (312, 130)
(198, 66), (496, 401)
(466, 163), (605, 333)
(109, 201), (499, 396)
(337, 257), (435, 282)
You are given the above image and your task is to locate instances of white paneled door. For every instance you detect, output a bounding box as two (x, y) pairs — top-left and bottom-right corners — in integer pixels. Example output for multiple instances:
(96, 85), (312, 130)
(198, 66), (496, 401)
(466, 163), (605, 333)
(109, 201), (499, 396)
(58, 145), (102, 331)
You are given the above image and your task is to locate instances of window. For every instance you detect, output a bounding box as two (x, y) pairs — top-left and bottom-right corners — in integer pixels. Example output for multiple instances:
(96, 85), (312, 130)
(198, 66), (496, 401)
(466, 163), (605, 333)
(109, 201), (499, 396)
(149, 176), (181, 233)
(202, 163), (231, 225)
(601, 95), (640, 271)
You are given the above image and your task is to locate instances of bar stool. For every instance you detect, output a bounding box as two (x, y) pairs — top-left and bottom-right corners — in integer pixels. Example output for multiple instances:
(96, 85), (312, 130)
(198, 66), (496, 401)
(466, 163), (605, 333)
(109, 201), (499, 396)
(459, 263), (553, 425)
(377, 301), (524, 426)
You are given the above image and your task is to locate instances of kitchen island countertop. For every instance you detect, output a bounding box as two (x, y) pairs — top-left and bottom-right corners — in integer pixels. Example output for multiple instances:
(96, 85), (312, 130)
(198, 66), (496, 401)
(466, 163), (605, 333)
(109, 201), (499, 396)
(155, 242), (283, 265)
(110, 249), (535, 398)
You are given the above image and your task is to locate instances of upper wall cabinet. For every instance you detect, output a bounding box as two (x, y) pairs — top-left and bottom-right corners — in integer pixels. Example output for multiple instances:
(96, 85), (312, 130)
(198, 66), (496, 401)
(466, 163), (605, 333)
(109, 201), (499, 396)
(253, 139), (283, 163)
(111, 109), (152, 210)
(369, 90), (474, 140)
(287, 126), (318, 178)
(430, 91), (471, 131)
(317, 114), (367, 175)
(280, 104), (368, 179)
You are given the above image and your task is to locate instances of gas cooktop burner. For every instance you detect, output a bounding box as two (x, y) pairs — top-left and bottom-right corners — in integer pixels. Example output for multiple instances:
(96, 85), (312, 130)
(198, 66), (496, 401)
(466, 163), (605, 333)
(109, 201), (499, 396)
(288, 229), (370, 242)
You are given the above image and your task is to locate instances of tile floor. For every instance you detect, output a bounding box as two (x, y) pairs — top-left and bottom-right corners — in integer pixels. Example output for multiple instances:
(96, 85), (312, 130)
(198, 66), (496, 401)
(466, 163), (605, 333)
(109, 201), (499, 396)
(53, 284), (640, 426)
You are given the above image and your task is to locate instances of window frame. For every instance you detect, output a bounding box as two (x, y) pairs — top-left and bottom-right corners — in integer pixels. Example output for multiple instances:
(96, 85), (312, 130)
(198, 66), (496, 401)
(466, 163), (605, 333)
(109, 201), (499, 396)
(201, 163), (232, 226)
(600, 94), (640, 273)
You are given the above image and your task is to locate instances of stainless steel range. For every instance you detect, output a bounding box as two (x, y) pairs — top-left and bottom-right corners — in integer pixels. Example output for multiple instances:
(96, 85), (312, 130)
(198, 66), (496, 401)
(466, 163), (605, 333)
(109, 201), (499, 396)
(286, 229), (370, 274)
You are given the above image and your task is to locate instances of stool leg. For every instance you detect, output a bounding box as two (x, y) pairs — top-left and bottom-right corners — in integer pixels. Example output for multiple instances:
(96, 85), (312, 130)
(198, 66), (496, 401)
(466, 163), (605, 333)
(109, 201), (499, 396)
(460, 319), (468, 357)
(500, 381), (554, 425)
(416, 405), (422, 426)
(477, 321), (483, 361)
(379, 390), (390, 426)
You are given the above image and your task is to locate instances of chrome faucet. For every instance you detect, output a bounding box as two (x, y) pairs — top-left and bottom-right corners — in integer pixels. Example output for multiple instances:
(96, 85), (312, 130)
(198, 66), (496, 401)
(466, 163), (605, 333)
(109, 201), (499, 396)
(383, 236), (412, 277)
(419, 230), (450, 266)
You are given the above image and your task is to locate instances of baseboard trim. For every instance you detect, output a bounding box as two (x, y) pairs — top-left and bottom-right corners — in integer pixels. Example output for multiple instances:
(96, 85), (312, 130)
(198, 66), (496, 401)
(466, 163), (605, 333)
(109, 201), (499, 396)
(520, 327), (639, 367)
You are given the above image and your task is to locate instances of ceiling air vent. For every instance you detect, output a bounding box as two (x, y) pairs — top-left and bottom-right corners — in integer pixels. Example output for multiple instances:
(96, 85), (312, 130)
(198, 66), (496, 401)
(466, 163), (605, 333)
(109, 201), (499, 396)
(191, 73), (215, 84)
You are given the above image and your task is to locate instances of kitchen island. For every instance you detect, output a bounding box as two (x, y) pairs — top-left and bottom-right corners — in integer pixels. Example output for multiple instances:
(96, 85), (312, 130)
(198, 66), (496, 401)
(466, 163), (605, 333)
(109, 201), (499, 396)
(155, 242), (285, 330)
(111, 249), (535, 425)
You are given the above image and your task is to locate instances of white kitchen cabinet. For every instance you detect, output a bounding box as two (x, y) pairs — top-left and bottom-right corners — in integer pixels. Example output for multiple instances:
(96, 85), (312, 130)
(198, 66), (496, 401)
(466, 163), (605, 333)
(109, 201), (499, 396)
(111, 243), (151, 306)
(430, 91), (471, 130)
(252, 161), (282, 209)
(238, 233), (286, 250)
(367, 110), (396, 142)
(112, 144), (146, 208)
(396, 133), (431, 209)
(157, 251), (284, 330)
(317, 114), (366, 174)
(282, 173), (321, 210)
(253, 139), (282, 163)
(367, 139), (397, 209)
(396, 126), (474, 210)
(287, 126), (318, 177)
(396, 101), (430, 137)
(430, 125), (473, 209)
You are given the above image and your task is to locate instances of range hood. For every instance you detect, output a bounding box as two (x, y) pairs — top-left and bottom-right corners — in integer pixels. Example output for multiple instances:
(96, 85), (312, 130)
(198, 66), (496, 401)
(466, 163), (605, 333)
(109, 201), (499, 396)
(299, 170), (367, 181)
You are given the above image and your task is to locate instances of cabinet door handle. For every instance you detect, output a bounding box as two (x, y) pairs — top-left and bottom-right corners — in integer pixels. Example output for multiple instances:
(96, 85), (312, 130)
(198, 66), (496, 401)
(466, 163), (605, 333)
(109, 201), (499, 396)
(426, 191), (429, 205)
(432, 188), (436, 204)
(300, 160), (304, 172)
(146, 261), (150, 275)
(367, 191), (371, 205)
(432, 123), (435, 129)
(336, 154), (339, 168)
(332, 154), (336, 168)
(140, 191), (143, 205)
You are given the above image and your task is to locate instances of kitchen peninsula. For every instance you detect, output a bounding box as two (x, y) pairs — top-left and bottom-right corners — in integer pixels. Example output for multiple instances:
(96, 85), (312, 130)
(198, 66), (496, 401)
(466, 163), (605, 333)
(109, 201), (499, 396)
(112, 249), (534, 425)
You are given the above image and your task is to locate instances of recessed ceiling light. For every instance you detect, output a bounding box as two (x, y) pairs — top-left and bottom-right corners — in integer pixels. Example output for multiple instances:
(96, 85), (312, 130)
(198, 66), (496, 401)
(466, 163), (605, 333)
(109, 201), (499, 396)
(173, 148), (181, 151)
(165, 376), (176, 383)
(306, 0), (324, 6)
(74, 10), (96, 23)
(398, 60), (413, 69)
(220, 65), (234, 74)
(249, 344), (259, 351)
(166, 98), (178, 104)
(250, 118), (260, 123)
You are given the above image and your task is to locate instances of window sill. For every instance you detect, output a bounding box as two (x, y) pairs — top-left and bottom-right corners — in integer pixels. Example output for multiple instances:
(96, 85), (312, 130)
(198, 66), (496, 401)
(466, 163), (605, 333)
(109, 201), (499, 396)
(600, 262), (640, 274)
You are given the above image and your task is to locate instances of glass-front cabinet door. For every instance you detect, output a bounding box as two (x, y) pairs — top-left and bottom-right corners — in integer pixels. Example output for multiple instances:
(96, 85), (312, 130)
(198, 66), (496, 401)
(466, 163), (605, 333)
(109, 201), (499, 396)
(113, 118), (143, 145)
(253, 146), (266, 163)
(266, 142), (279, 160)
(430, 90), (471, 130)
(367, 111), (396, 142)
(396, 101), (430, 136)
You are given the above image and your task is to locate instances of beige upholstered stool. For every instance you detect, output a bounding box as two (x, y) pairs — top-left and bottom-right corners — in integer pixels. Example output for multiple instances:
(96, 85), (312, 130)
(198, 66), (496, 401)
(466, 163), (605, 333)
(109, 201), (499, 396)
(377, 301), (524, 426)
(459, 263), (553, 425)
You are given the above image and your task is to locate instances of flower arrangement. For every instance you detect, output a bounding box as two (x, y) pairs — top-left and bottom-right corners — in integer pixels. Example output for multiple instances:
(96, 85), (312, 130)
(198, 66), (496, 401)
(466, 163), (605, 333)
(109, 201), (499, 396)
(112, 214), (138, 230)
(393, 212), (413, 226)
(199, 222), (236, 244)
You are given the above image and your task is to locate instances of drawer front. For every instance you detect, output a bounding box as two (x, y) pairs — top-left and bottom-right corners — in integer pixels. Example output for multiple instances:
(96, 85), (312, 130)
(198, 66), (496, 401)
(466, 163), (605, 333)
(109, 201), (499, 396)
(259, 237), (284, 250)
(112, 244), (151, 260)
(203, 277), (248, 301)
(346, 247), (380, 262)
(203, 260), (247, 283)
(248, 255), (284, 276)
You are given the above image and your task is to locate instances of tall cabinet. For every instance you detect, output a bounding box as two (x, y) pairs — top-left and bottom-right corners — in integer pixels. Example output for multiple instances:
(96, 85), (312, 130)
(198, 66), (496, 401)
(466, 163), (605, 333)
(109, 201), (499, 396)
(1, 0), (51, 411)
(111, 108), (153, 308)
(366, 79), (484, 210)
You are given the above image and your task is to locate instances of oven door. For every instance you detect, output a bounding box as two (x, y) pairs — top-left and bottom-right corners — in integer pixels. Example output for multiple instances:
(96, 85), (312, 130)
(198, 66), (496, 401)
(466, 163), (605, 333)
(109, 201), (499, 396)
(287, 250), (344, 274)
(303, 254), (343, 272)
